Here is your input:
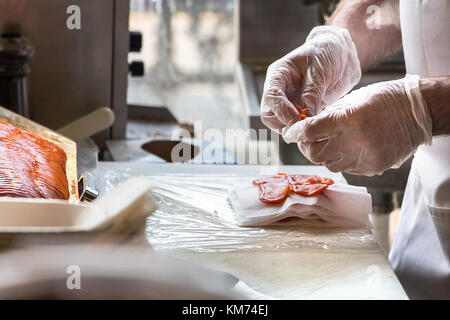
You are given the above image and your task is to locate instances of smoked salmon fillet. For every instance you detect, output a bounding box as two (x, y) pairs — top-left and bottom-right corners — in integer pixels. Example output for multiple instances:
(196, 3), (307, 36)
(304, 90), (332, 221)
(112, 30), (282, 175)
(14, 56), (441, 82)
(0, 121), (70, 200)
(252, 174), (334, 204)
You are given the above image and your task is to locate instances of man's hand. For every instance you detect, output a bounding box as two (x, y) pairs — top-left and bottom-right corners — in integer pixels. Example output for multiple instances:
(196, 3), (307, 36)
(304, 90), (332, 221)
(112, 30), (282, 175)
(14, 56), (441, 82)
(283, 75), (433, 176)
(261, 0), (403, 136)
(260, 26), (361, 134)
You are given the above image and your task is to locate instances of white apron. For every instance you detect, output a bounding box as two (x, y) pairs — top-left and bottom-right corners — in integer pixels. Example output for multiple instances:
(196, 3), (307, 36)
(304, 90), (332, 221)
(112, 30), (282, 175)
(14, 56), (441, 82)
(389, 0), (450, 299)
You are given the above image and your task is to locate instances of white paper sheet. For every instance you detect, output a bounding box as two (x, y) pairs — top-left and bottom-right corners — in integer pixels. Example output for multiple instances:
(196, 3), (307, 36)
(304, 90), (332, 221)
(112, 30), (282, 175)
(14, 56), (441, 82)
(229, 183), (372, 228)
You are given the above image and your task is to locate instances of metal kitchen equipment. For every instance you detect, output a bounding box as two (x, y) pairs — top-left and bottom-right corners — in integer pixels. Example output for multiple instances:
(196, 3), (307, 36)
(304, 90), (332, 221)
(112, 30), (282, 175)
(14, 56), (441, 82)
(0, 0), (134, 147)
(235, 0), (409, 204)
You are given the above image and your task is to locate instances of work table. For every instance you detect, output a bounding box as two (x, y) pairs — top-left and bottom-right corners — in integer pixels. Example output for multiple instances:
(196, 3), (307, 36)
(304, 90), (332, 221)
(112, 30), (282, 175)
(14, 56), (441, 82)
(98, 162), (408, 300)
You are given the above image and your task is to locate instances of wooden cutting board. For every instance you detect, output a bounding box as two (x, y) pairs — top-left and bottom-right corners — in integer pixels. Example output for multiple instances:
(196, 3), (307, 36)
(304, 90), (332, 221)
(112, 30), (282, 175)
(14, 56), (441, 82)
(0, 106), (79, 201)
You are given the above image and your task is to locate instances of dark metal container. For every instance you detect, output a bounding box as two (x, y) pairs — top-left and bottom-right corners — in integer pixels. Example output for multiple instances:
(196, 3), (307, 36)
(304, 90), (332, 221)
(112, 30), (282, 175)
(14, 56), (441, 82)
(0, 32), (34, 117)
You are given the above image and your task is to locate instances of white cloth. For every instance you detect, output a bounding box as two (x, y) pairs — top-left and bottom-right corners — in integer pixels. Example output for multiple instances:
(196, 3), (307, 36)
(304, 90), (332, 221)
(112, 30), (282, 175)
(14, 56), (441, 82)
(389, 0), (450, 299)
(229, 183), (371, 228)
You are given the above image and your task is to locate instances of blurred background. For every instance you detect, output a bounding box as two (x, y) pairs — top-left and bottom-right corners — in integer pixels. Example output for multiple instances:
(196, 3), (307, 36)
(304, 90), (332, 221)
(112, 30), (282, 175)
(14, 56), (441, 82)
(128, 0), (245, 133)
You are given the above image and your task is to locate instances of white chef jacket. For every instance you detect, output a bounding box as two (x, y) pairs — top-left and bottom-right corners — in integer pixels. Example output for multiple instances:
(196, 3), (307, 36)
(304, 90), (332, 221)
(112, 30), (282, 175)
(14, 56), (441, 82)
(389, 0), (450, 299)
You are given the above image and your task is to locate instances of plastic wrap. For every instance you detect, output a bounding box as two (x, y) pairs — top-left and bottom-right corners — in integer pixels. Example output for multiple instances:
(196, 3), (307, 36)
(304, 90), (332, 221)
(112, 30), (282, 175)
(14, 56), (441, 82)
(104, 169), (377, 253)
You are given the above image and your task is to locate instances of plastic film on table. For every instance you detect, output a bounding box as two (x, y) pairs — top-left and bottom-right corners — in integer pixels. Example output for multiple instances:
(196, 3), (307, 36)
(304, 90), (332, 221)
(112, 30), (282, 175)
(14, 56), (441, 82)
(104, 169), (377, 253)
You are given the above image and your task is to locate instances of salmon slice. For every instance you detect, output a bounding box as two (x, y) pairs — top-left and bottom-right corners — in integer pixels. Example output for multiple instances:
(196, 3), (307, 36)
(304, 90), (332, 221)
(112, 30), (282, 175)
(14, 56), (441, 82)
(252, 173), (334, 203)
(290, 183), (329, 196)
(252, 175), (287, 186)
(258, 180), (290, 204)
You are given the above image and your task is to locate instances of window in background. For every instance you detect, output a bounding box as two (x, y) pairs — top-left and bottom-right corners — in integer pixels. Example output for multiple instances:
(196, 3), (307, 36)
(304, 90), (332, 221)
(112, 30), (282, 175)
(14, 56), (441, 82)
(128, 0), (246, 133)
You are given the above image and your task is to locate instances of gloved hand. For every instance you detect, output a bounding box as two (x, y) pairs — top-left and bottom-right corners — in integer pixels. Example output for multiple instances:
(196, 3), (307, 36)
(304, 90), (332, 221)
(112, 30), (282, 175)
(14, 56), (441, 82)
(283, 75), (433, 176)
(260, 26), (361, 133)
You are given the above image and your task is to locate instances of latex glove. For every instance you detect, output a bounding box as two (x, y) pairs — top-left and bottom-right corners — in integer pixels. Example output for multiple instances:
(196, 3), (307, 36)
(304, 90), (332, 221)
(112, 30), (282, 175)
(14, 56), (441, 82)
(283, 75), (433, 176)
(260, 26), (361, 133)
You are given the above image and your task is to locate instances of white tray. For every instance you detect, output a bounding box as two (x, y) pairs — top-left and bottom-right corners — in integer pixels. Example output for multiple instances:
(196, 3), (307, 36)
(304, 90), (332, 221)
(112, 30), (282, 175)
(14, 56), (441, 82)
(0, 177), (156, 233)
